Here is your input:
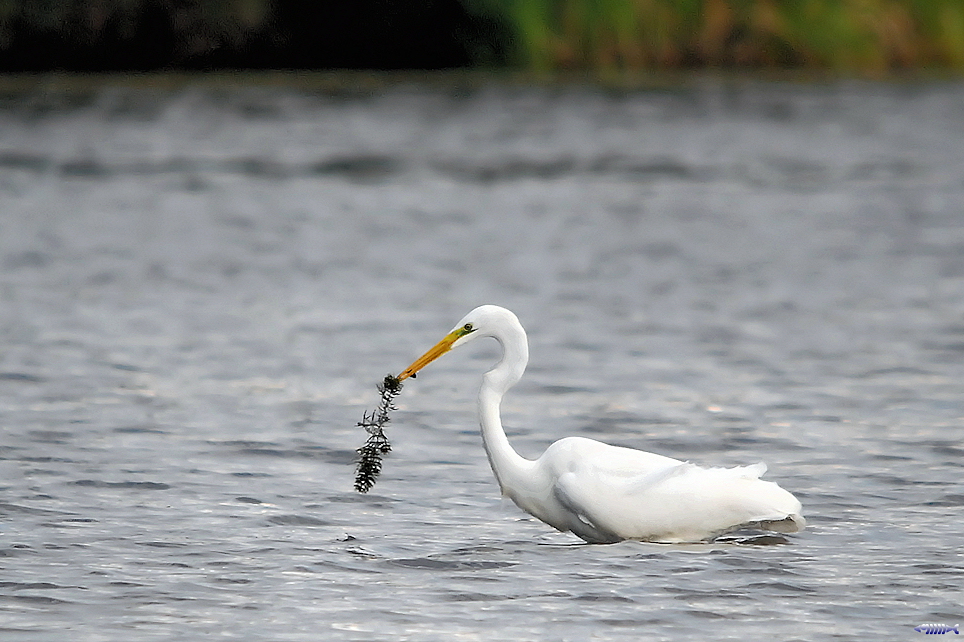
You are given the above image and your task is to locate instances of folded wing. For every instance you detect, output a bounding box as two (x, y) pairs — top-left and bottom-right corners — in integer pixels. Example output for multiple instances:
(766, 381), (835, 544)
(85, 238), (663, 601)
(553, 454), (804, 543)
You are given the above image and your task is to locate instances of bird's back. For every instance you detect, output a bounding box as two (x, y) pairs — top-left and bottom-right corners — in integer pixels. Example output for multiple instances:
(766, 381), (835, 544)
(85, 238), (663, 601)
(527, 436), (803, 543)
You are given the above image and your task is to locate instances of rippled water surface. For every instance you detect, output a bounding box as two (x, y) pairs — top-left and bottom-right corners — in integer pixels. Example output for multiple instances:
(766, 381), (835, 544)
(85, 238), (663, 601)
(1, 77), (963, 641)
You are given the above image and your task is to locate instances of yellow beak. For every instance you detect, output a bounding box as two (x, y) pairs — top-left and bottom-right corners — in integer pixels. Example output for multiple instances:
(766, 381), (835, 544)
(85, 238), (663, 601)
(397, 330), (460, 381)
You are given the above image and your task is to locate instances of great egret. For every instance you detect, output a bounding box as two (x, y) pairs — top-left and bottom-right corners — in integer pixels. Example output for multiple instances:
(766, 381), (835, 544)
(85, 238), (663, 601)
(397, 305), (804, 544)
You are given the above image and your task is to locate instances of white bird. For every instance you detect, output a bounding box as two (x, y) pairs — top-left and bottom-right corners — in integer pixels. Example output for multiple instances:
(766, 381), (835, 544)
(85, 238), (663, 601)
(397, 305), (804, 544)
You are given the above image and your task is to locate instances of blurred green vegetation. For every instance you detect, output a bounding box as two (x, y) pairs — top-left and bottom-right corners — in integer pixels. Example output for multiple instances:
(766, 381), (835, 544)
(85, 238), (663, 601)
(0, 0), (962, 72)
(475, 0), (964, 71)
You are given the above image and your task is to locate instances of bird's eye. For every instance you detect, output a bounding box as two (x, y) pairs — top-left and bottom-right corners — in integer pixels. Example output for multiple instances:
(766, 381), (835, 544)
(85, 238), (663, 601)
(463, 323), (474, 332)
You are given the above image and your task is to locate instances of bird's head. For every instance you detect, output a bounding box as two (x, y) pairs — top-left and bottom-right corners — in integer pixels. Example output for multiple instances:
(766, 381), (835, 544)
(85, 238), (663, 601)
(397, 305), (518, 381)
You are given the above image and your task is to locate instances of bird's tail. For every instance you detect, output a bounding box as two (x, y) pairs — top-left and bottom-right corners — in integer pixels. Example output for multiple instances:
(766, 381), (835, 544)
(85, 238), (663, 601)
(759, 513), (806, 533)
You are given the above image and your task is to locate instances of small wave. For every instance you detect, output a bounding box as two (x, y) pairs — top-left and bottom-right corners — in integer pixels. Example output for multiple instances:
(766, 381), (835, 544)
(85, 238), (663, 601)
(71, 480), (171, 490)
(0, 372), (45, 383)
(267, 515), (330, 526)
(389, 557), (515, 570)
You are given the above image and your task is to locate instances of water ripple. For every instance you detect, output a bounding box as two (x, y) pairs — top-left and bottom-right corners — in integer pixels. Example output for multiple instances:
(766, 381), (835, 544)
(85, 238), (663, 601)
(0, 79), (961, 642)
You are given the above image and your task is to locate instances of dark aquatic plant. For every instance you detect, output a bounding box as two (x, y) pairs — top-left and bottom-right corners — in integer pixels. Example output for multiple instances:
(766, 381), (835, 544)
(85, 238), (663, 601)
(354, 374), (403, 493)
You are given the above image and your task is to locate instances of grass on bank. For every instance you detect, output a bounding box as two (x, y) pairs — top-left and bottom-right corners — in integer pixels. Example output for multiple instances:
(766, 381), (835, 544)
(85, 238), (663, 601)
(0, 0), (963, 72)
(473, 0), (964, 71)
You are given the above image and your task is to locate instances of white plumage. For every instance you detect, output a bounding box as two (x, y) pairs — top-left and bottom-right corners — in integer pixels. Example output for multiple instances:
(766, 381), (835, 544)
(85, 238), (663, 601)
(398, 305), (804, 544)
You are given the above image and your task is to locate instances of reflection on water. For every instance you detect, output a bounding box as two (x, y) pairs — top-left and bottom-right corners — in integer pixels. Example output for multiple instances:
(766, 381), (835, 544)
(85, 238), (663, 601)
(0, 77), (963, 640)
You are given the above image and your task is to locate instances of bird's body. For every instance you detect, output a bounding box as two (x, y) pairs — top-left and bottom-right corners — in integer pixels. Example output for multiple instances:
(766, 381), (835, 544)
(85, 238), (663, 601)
(397, 305), (804, 544)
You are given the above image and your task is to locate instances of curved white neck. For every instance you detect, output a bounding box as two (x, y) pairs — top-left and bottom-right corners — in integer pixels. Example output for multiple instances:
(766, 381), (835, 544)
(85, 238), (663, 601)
(477, 324), (537, 496)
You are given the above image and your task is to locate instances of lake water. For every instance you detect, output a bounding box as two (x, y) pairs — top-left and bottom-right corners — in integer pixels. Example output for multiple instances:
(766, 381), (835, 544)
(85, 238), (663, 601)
(0, 75), (962, 641)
